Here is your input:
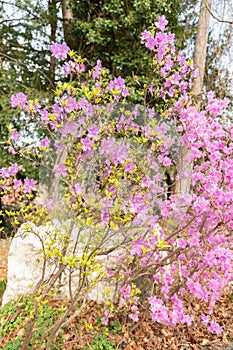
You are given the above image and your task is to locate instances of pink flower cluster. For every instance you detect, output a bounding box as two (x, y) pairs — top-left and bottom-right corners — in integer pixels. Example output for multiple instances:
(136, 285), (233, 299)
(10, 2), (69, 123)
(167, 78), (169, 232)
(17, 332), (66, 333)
(0, 163), (21, 178)
(50, 42), (70, 60)
(107, 77), (128, 101)
(10, 92), (40, 114)
(6, 16), (233, 336)
(141, 17), (197, 116)
(0, 164), (36, 199)
(63, 60), (86, 76)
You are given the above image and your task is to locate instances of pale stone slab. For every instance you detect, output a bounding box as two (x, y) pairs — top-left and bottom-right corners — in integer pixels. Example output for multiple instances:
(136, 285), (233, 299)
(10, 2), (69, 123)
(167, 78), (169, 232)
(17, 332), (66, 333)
(2, 221), (122, 306)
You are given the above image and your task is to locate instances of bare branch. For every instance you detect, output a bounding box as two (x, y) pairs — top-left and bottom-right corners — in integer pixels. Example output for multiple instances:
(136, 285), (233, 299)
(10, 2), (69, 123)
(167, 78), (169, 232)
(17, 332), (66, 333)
(0, 52), (55, 88)
(204, 0), (233, 24)
(0, 18), (23, 25)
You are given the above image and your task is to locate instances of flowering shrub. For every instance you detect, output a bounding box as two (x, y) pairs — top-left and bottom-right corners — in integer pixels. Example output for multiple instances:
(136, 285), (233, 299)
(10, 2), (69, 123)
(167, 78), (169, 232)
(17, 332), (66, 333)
(1, 15), (232, 344)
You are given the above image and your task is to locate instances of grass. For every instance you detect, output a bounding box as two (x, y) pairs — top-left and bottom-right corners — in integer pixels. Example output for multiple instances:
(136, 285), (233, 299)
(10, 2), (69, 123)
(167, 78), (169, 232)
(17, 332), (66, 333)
(0, 278), (7, 298)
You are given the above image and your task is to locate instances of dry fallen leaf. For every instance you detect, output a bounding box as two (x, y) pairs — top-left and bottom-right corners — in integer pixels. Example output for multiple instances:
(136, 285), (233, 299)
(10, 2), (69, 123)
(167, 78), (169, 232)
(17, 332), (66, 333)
(16, 328), (25, 337)
(201, 338), (209, 346)
(161, 328), (171, 337)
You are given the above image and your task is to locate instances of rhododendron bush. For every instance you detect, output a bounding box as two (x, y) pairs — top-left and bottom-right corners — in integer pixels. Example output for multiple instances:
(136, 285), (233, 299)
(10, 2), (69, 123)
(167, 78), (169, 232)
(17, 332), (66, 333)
(1, 15), (233, 340)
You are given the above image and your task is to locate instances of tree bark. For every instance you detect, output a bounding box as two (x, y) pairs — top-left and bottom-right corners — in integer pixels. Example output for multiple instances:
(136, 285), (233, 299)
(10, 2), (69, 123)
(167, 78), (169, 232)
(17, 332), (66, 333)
(193, 0), (212, 101)
(175, 0), (212, 196)
(49, 0), (58, 87)
(61, 0), (76, 48)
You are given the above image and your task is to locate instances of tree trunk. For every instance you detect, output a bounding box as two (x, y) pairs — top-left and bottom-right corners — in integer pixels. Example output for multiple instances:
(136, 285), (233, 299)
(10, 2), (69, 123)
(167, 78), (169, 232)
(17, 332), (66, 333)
(61, 0), (76, 49)
(175, 0), (212, 196)
(49, 0), (58, 87)
(193, 0), (212, 101)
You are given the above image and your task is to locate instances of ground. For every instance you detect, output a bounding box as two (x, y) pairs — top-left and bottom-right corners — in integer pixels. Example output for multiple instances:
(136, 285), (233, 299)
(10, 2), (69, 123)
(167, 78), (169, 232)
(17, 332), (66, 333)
(0, 239), (233, 349)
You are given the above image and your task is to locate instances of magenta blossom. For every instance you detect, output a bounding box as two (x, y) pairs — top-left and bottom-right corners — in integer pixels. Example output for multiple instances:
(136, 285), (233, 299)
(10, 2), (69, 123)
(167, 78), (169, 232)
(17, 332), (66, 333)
(107, 76), (128, 99)
(155, 15), (168, 31)
(120, 285), (131, 299)
(23, 177), (37, 193)
(13, 179), (22, 190)
(39, 137), (50, 148)
(148, 296), (169, 324)
(101, 310), (113, 326)
(8, 147), (16, 154)
(64, 97), (79, 113)
(55, 142), (65, 154)
(50, 42), (70, 60)
(10, 130), (20, 142)
(10, 92), (27, 109)
(81, 137), (94, 152)
(39, 109), (49, 122)
(54, 164), (68, 177)
(124, 162), (135, 173)
(140, 30), (156, 51)
(208, 321), (223, 334)
(73, 183), (83, 195)
(92, 59), (103, 79)
(63, 61), (86, 76)
(0, 163), (21, 178)
(87, 125), (100, 140)
(129, 305), (140, 322)
(61, 121), (78, 136)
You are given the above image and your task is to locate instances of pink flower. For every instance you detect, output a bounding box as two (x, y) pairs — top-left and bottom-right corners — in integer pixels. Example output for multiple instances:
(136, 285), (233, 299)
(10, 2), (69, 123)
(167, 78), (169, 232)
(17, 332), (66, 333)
(107, 76), (128, 99)
(10, 163), (21, 176)
(120, 285), (131, 299)
(201, 314), (209, 325)
(55, 142), (65, 153)
(148, 296), (169, 324)
(129, 305), (139, 322)
(0, 168), (10, 178)
(64, 97), (79, 113)
(130, 239), (144, 256)
(8, 147), (16, 154)
(10, 130), (20, 141)
(10, 92), (27, 109)
(63, 61), (86, 76)
(186, 279), (208, 301)
(148, 107), (155, 118)
(155, 15), (168, 31)
(73, 183), (82, 195)
(74, 63), (86, 74)
(39, 109), (49, 122)
(208, 321), (222, 334)
(101, 210), (110, 225)
(124, 162), (135, 173)
(63, 61), (72, 76)
(105, 266), (114, 277)
(158, 154), (172, 167)
(13, 179), (22, 190)
(87, 125), (100, 140)
(61, 121), (78, 136)
(39, 136), (50, 148)
(101, 310), (112, 326)
(129, 194), (147, 214)
(140, 30), (156, 51)
(92, 59), (103, 79)
(207, 91), (215, 99)
(23, 177), (37, 193)
(81, 137), (93, 152)
(205, 97), (228, 116)
(129, 313), (139, 322)
(178, 239), (188, 248)
(54, 164), (68, 177)
(50, 42), (70, 60)
(149, 84), (154, 95)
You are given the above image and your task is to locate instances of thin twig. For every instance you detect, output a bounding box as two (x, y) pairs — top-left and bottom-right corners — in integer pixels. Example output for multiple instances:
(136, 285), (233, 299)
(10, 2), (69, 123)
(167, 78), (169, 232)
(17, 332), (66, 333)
(203, 0), (233, 24)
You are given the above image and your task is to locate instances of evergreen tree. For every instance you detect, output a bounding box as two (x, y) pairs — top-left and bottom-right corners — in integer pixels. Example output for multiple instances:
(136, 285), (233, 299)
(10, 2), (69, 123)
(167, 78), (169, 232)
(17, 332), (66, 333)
(61, 0), (182, 77)
(0, 0), (59, 174)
